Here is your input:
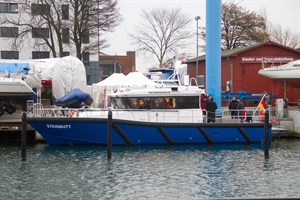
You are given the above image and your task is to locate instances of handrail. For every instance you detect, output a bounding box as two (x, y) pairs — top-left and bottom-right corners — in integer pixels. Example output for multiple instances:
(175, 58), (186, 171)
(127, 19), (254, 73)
(29, 103), (268, 124)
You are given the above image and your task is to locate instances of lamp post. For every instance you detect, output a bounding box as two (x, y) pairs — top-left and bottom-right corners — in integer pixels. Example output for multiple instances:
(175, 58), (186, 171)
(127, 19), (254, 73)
(195, 16), (201, 85)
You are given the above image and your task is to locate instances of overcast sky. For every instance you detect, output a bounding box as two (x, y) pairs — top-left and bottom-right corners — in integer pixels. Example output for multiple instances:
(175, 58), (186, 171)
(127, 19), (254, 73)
(103, 0), (300, 72)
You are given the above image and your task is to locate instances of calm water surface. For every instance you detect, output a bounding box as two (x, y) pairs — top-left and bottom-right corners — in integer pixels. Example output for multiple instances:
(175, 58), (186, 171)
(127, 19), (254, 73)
(1, 139), (300, 200)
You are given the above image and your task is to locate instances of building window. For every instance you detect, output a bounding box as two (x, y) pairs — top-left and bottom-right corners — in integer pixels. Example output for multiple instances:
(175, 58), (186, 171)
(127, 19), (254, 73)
(0, 27), (18, 38)
(0, 3), (18, 13)
(103, 65), (110, 76)
(1, 51), (19, 59)
(62, 28), (69, 43)
(62, 52), (70, 57)
(32, 51), (50, 59)
(62, 5), (69, 20)
(32, 28), (49, 38)
(82, 52), (89, 62)
(82, 31), (89, 43)
(31, 4), (50, 15)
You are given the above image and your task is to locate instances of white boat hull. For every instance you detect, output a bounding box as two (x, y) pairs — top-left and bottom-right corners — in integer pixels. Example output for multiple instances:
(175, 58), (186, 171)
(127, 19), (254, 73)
(258, 60), (300, 79)
(0, 77), (36, 97)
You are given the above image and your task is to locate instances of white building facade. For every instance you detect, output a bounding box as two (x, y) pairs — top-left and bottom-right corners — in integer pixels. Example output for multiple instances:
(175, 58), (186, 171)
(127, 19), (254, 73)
(0, 0), (98, 62)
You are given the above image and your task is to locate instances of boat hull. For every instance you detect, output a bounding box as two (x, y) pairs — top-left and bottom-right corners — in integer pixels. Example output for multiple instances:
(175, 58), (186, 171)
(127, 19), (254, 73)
(258, 68), (300, 79)
(28, 117), (272, 145)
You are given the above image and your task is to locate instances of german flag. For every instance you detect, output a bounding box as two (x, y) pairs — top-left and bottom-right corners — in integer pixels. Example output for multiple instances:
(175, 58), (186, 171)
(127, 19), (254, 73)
(258, 98), (266, 111)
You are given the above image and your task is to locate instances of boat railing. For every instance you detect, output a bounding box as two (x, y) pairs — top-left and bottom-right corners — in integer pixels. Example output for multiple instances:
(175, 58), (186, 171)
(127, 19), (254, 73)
(220, 107), (271, 123)
(28, 104), (204, 123)
(28, 103), (267, 124)
(106, 109), (203, 123)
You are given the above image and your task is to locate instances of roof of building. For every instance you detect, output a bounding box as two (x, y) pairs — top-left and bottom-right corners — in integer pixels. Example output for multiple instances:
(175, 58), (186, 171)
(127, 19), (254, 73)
(186, 40), (300, 63)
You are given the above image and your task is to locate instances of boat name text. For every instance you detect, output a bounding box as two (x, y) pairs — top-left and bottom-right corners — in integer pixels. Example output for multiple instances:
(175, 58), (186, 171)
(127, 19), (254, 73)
(47, 124), (71, 129)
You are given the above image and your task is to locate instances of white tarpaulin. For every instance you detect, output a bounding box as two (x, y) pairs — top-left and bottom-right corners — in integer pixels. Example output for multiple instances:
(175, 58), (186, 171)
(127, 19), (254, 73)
(92, 72), (157, 108)
(91, 73), (126, 108)
(124, 72), (157, 88)
(52, 56), (87, 99)
(30, 58), (61, 80)
(1, 56), (88, 100)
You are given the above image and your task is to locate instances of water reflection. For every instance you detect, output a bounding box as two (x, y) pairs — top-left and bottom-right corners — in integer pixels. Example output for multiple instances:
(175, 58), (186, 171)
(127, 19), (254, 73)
(1, 139), (300, 199)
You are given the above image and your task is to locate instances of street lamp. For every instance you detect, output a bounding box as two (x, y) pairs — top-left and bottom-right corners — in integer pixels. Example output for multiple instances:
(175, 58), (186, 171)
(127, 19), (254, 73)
(195, 16), (201, 85)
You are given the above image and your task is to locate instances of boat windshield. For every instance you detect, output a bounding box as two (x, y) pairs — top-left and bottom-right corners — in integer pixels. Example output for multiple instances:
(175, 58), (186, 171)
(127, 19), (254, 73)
(111, 96), (200, 109)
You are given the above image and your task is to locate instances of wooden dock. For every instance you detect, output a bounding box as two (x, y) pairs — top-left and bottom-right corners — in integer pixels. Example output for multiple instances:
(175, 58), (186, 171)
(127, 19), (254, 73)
(0, 109), (38, 144)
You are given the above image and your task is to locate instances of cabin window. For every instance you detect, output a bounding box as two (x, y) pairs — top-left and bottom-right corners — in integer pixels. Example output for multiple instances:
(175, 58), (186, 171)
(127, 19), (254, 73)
(175, 96), (199, 109)
(165, 97), (175, 109)
(113, 96), (200, 110)
(112, 97), (126, 109)
(152, 97), (165, 109)
(126, 98), (136, 109)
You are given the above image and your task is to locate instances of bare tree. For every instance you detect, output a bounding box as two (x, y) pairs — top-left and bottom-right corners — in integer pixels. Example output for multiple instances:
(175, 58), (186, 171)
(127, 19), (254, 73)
(69, 0), (122, 59)
(129, 7), (193, 68)
(267, 23), (300, 49)
(200, 2), (269, 50)
(3, 0), (122, 59)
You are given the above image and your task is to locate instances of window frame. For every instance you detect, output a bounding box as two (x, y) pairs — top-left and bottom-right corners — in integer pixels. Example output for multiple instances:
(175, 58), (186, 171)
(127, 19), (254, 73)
(32, 51), (50, 59)
(62, 28), (69, 43)
(31, 3), (50, 15)
(62, 4), (69, 20)
(32, 28), (50, 38)
(0, 3), (18, 13)
(1, 51), (19, 59)
(0, 27), (18, 38)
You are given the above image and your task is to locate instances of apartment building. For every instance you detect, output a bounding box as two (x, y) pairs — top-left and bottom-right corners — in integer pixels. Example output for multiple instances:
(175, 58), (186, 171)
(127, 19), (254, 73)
(0, 1), (136, 85)
(0, 1), (97, 62)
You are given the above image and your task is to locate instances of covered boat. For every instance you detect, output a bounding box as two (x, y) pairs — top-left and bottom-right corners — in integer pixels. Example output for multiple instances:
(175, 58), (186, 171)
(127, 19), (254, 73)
(55, 88), (93, 108)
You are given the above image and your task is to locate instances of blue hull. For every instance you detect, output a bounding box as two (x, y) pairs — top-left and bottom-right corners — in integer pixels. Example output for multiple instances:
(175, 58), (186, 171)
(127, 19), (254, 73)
(28, 117), (272, 145)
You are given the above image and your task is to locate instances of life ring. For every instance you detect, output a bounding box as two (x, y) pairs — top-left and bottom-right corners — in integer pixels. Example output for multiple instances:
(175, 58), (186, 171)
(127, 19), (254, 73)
(70, 109), (78, 118)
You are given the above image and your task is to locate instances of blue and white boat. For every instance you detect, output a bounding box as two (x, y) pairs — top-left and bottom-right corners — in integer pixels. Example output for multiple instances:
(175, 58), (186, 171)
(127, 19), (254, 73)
(27, 85), (272, 145)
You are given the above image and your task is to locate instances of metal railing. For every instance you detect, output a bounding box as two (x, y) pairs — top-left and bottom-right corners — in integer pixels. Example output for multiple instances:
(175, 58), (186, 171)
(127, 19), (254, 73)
(28, 102), (268, 124)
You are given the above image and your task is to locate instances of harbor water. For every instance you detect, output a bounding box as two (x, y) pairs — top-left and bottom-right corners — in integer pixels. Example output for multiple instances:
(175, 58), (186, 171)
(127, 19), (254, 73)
(1, 139), (300, 199)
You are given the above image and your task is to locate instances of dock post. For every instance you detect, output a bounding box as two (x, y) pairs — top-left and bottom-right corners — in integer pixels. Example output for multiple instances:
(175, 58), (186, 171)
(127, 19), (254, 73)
(264, 109), (270, 159)
(107, 110), (112, 160)
(21, 112), (27, 162)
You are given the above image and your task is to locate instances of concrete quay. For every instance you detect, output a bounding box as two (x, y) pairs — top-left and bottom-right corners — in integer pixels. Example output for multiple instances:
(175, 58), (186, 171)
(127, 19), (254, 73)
(276, 108), (300, 138)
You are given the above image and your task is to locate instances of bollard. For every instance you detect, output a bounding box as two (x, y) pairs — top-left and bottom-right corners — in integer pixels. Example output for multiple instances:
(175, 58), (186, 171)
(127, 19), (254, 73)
(21, 112), (27, 162)
(264, 109), (270, 159)
(107, 110), (112, 160)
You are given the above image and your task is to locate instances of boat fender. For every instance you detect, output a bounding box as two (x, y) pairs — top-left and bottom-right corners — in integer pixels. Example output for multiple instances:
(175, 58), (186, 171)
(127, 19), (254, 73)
(70, 109), (78, 118)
